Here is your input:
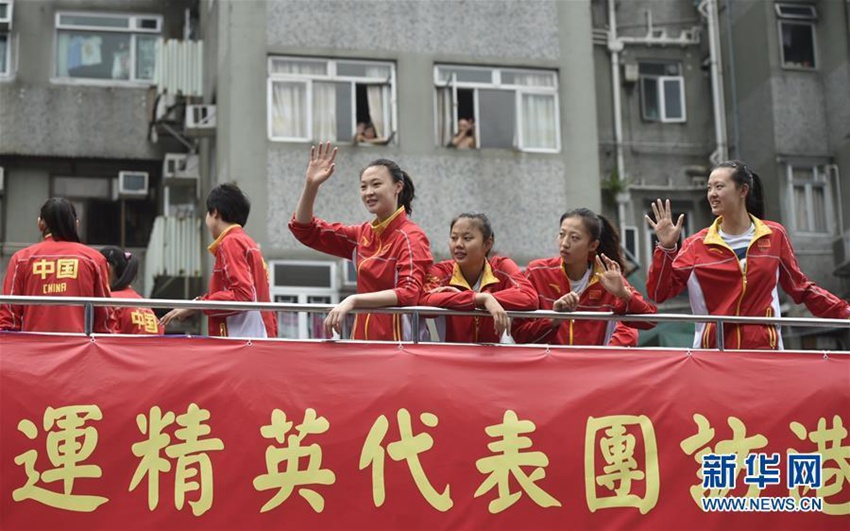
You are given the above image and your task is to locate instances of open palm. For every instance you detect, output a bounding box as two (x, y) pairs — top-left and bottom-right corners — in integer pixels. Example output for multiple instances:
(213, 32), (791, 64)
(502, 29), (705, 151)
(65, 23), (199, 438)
(645, 198), (684, 248)
(305, 141), (337, 187)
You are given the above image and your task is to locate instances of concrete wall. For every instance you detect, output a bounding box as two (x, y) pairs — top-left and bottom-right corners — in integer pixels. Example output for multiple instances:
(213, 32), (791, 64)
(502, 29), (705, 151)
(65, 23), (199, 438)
(210, 0), (600, 265)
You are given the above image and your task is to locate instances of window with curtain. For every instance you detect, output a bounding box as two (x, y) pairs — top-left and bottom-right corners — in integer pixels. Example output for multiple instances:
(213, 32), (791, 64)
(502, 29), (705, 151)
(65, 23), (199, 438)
(639, 62), (685, 123)
(775, 3), (817, 69)
(787, 165), (836, 234)
(434, 65), (560, 153)
(267, 57), (396, 143)
(54, 12), (161, 82)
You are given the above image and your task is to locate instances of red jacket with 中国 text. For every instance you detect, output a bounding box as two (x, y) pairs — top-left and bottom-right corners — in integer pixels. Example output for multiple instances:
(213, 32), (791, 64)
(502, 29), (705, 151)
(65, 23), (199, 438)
(421, 256), (538, 343)
(289, 207), (432, 341)
(111, 287), (164, 335)
(511, 257), (656, 346)
(201, 225), (278, 338)
(647, 216), (850, 349)
(0, 236), (115, 333)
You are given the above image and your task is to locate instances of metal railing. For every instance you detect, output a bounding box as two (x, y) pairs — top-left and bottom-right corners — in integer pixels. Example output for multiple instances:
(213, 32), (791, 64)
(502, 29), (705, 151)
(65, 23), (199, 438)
(2, 295), (849, 352)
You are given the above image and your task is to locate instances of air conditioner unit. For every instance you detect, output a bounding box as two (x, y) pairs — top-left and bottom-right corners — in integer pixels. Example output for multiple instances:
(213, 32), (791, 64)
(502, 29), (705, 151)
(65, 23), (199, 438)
(0, 166), (5, 195)
(185, 104), (216, 135)
(0, 1), (13, 31)
(163, 153), (200, 181)
(118, 171), (150, 198)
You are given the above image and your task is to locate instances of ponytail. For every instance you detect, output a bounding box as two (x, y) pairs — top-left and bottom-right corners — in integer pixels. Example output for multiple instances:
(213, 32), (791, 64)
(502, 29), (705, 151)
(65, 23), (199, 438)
(39, 197), (81, 243)
(713, 160), (765, 219)
(560, 208), (625, 269)
(100, 246), (139, 292)
(362, 159), (416, 215)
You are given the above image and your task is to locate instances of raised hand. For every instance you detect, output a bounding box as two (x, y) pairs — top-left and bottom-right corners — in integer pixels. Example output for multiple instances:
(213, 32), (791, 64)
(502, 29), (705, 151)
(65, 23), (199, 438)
(305, 141), (337, 188)
(595, 254), (630, 301)
(645, 198), (684, 249)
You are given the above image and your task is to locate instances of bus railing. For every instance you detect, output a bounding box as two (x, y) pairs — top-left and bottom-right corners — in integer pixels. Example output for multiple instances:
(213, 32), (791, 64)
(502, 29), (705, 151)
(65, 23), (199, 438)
(2, 295), (849, 351)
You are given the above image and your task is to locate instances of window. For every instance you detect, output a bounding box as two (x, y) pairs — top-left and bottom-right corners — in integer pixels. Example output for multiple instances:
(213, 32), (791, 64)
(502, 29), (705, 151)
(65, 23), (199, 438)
(55, 12), (161, 82)
(270, 261), (340, 339)
(434, 65), (560, 153)
(639, 62), (685, 123)
(775, 3), (817, 69)
(51, 175), (157, 246)
(267, 57), (396, 143)
(786, 164), (837, 234)
(0, 33), (9, 76)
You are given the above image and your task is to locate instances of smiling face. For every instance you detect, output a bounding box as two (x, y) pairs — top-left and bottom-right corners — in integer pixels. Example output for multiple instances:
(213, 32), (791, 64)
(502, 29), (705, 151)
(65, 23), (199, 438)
(449, 217), (492, 270)
(558, 216), (598, 267)
(360, 165), (402, 219)
(707, 167), (747, 218)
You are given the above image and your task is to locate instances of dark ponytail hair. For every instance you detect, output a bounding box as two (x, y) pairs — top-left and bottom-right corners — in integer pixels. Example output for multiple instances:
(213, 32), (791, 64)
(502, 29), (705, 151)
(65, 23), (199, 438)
(100, 246), (139, 291)
(450, 212), (495, 255)
(363, 159), (416, 215)
(560, 208), (625, 269)
(39, 197), (81, 243)
(712, 160), (765, 219)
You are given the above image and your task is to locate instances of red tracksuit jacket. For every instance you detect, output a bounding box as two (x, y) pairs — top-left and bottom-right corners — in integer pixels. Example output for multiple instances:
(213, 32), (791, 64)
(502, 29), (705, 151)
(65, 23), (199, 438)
(0, 236), (115, 333)
(421, 256), (538, 343)
(512, 257), (656, 346)
(111, 287), (164, 335)
(201, 225), (278, 338)
(647, 216), (850, 350)
(289, 207), (433, 341)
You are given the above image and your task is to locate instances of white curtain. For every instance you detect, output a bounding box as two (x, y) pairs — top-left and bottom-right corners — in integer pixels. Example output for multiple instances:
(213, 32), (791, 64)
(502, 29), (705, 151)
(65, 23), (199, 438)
(271, 81), (307, 139)
(436, 87), (453, 146)
(513, 73), (557, 150)
(312, 82), (337, 142)
(521, 93), (557, 150)
(365, 66), (389, 138)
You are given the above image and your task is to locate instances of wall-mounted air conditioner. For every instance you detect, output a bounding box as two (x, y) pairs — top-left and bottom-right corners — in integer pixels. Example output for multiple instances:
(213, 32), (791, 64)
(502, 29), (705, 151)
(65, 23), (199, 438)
(118, 171), (149, 198)
(163, 153), (200, 181)
(185, 104), (216, 135)
(0, 1), (13, 31)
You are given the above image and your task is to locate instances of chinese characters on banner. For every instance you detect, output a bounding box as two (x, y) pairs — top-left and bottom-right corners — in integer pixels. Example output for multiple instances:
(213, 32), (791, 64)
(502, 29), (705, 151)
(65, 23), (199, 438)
(1, 334), (847, 530)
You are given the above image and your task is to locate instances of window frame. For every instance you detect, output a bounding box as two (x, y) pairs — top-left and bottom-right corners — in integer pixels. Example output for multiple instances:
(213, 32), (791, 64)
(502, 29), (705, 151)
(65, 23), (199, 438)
(53, 11), (163, 84)
(432, 64), (561, 153)
(775, 3), (818, 71)
(639, 62), (686, 124)
(269, 260), (340, 339)
(785, 164), (835, 235)
(266, 56), (398, 144)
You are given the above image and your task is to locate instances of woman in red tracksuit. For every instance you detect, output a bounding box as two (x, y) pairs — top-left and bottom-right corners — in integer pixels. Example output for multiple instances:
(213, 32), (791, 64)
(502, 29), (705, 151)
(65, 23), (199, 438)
(512, 208), (656, 346)
(646, 160), (850, 350)
(0, 198), (115, 333)
(420, 213), (538, 343)
(289, 142), (433, 340)
(101, 246), (163, 335)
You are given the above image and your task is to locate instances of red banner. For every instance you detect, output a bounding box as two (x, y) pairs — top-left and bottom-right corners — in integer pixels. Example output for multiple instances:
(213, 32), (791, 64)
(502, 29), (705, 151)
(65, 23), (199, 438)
(1, 333), (848, 530)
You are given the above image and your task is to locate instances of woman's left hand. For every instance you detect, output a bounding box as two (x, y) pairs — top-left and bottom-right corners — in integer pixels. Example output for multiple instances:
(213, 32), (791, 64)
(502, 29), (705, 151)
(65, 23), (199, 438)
(324, 297), (356, 338)
(596, 254), (631, 301)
